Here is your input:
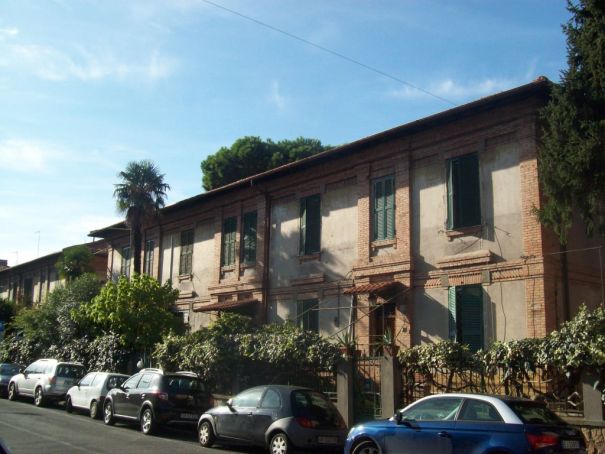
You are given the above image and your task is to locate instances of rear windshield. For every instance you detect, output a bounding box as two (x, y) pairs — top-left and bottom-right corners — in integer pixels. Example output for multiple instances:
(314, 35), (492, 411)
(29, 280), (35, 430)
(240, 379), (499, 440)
(0, 364), (20, 375)
(506, 401), (566, 425)
(56, 364), (85, 379)
(291, 390), (343, 426)
(163, 376), (205, 395)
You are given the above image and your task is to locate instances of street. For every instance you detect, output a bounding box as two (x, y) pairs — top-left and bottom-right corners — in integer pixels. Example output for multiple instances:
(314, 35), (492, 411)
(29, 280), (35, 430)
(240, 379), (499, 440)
(0, 398), (260, 454)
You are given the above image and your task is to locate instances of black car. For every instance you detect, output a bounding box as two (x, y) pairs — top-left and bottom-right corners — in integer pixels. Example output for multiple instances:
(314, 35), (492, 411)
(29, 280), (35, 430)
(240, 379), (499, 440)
(103, 368), (210, 435)
(198, 385), (347, 454)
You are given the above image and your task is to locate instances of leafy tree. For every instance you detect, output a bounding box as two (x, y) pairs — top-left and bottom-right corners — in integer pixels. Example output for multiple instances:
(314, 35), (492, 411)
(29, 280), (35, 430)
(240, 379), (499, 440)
(114, 160), (170, 274)
(538, 0), (605, 244)
(0, 298), (17, 324)
(201, 136), (331, 190)
(83, 274), (182, 353)
(55, 245), (93, 281)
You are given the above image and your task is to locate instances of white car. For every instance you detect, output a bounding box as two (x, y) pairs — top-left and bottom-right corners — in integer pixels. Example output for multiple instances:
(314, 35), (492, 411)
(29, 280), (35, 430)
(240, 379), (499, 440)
(8, 359), (85, 406)
(65, 371), (128, 419)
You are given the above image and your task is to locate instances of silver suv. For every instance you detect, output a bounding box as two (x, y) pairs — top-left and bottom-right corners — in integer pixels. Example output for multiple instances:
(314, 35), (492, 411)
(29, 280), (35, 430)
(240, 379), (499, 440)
(8, 358), (85, 406)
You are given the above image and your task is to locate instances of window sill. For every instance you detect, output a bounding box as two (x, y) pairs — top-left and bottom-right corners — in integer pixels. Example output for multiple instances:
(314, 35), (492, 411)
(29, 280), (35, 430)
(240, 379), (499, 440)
(178, 274), (192, 282)
(221, 264), (236, 271)
(445, 225), (482, 240)
(240, 262), (256, 269)
(299, 252), (321, 262)
(371, 238), (396, 248)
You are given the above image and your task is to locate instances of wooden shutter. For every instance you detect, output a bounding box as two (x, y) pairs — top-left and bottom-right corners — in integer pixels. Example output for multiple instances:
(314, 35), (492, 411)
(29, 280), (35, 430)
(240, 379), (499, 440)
(458, 286), (484, 351)
(242, 211), (257, 264)
(446, 160), (455, 230)
(300, 195), (321, 254)
(459, 154), (481, 227)
(299, 198), (307, 254)
(385, 176), (395, 239)
(373, 179), (384, 240)
(222, 217), (237, 266)
(448, 286), (457, 340)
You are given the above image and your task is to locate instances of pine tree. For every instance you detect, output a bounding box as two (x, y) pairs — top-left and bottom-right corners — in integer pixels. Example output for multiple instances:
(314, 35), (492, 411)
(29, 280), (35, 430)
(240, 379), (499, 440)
(538, 0), (605, 244)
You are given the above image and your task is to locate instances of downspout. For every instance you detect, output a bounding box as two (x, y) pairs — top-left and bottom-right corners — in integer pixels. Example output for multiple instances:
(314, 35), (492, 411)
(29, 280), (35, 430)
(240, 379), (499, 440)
(262, 187), (271, 324)
(169, 233), (175, 281)
(560, 243), (571, 323)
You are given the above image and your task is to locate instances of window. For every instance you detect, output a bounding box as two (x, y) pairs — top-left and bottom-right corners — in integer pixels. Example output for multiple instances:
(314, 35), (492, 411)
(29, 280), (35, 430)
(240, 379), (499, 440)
(221, 217), (237, 266)
(242, 211), (257, 264)
(79, 373), (96, 387)
(232, 387), (264, 408)
(122, 374), (141, 390)
(137, 373), (154, 389)
(459, 399), (502, 422)
(143, 239), (154, 275)
(300, 194), (321, 255)
(120, 246), (131, 278)
(297, 299), (319, 333)
(448, 285), (484, 351)
(446, 153), (481, 229)
(372, 175), (395, 241)
(402, 397), (463, 421)
(179, 229), (194, 275)
(261, 388), (281, 409)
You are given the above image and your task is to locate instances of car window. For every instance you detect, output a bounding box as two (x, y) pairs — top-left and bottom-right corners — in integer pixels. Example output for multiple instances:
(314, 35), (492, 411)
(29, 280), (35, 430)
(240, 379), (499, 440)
(232, 388), (264, 408)
(122, 375), (141, 390)
(291, 390), (344, 427)
(0, 364), (20, 375)
(106, 375), (127, 390)
(458, 399), (502, 422)
(402, 397), (464, 421)
(506, 401), (566, 425)
(260, 388), (281, 409)
(137, 373), (154, 389)
(164, 376), (205, 395)
(79, 373), (96, 387)
(91, 374), (106, 387)
(45, 363), (55, 374)
(56, 364), (85, 379)
(25, 362), (40, 374)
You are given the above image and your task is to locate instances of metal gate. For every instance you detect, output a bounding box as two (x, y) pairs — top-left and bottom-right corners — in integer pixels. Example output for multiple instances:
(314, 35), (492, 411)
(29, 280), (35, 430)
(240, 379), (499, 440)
(354, 356), (381, 422)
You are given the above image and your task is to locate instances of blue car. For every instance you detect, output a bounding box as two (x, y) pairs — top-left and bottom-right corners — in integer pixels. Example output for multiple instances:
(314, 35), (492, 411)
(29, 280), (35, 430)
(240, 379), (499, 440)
(344, 393), (587, 454)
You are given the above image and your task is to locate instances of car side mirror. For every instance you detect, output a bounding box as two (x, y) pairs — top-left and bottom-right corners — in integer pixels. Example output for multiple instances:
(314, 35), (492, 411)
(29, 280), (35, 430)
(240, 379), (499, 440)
(395, 411), (403, 424)
(227, 399), (235, 411)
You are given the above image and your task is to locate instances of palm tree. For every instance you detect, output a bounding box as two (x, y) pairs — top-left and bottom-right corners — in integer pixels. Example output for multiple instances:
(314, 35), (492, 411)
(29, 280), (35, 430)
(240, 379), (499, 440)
(114, 160), (170, 275)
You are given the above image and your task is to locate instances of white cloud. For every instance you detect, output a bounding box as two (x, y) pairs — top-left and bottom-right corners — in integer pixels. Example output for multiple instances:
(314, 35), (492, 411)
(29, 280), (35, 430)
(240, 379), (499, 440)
(269, 80), (287, 111)
(0, 139), (64, 173)
(0, 27), (19, 40)
(0, 41), (178, 82)
(388, 77), (517, 102)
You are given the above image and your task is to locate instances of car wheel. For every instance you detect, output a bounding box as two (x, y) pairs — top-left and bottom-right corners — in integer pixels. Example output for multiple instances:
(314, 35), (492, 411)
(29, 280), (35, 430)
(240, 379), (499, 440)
(103, 401), (115, 425)
(140, 407), (156, 435)
(269, 432), (290, 454)
(352, 440), (380, 454)
(90, 400), (99, 419)
(34, 387), (45, 407)
(198, 420), (215, 447)
(66, 396), (73, 413)
(7, 383), (17, 401)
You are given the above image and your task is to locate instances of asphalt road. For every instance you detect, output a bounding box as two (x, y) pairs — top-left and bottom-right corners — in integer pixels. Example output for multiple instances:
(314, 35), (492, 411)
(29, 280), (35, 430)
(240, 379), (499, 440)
(0, 397), (261, 454)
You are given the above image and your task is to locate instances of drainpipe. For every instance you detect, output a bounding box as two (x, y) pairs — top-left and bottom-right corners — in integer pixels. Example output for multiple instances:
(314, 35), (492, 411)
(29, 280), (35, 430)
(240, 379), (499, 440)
(262, 189), (271, 324)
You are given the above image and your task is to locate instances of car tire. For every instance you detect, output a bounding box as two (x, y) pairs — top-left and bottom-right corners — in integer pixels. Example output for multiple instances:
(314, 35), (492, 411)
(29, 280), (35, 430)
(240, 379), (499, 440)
(352, 440), (380, 454)
(140, 407), (156, 435)
(66, 396), (73, 413)
(90, 400), (99, 419)
(34, 387), (45, 407)
(198, 420), (215, 447)
(269, 431), (290, 454)
(103, 401), (115, 425)
(7, 383), (17, 401)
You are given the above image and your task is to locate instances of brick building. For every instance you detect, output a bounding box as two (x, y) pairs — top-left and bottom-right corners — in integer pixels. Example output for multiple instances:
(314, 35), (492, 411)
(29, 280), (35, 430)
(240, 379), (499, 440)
(91, 78), (605, 352)
(0, 240), (109, 306)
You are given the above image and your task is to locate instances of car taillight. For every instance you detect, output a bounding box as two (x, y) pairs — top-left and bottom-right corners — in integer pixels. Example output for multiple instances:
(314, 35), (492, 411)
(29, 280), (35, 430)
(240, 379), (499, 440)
(49, 376), (56, 385)
(296, 417), (319, 429)
(156, 392), (169, 401)
(527, 432), (559, 450)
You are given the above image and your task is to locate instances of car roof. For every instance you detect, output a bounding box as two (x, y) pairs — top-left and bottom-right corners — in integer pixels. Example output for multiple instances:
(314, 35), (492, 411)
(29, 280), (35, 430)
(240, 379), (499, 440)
(34, 359), (84, 366)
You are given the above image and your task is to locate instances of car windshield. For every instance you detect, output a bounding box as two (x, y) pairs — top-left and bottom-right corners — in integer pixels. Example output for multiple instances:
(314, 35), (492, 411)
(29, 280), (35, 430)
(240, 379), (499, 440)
(0, 364), (20, 375)
(506, 401), (567, 425)
(56, 364), (85, 379)
(163, 376), (205, 395)
(291, 390), (343, 427)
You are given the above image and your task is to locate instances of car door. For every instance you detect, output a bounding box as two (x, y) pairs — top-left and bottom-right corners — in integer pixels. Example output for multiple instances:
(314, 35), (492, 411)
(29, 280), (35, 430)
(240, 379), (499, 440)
(384, 396), (462, 454)
(112, 374), (141, 417)
(216, 387), (264, 441)
(249, 387), (282, 445)
(73, 373), (96, 408)
(130, 373), (154, 417)
(21, 362), (41, 395)
(449, 398), (509, 454)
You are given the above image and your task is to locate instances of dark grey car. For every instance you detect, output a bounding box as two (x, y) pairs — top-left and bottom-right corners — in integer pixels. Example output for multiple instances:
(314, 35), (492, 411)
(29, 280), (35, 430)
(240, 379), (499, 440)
(197, 385), (347, 454)
(0, 363), (21, 397)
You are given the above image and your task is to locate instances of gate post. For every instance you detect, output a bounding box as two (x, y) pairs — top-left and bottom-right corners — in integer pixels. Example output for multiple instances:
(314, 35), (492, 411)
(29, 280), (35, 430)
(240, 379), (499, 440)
(337, 357), (354, 428)
(381, 354), (402, 419)
(583, 373), (605, 421)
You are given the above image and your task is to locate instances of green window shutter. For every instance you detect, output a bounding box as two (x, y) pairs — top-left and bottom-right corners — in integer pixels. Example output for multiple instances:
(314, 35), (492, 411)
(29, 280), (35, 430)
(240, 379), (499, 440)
(448, 286), (457, 340)
(179, 229), (194, 275)
(298, 299), (319, 333)
(222, 217), (237, 266)
(242, 211), (257, 264)
(447, 153), (481, 229)
(300, 195), (321, 254)
(373, 179), (384, 240)
(458, 286), (484, 351)
(372, 176), (395, 240)
(384, 176), (395, 239)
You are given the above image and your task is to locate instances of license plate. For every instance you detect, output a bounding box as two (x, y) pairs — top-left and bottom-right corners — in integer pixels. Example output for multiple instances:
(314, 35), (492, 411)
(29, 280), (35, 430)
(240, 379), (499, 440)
(317, 436), (338, 444)
(180, 413), (198, 420)
(561, 440), (580, 450)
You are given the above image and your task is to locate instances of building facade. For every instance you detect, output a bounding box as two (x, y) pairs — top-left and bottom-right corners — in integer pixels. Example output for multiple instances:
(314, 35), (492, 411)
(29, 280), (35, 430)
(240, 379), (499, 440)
(92, 79), (605, 352)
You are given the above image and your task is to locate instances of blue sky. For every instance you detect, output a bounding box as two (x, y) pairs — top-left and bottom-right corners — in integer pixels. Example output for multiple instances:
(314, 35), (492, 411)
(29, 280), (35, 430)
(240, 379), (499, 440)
(0, 0), (569, 266)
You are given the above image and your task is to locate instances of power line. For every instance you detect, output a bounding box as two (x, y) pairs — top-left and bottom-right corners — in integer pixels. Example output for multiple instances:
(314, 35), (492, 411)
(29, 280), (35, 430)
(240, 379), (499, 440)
(201, 0), (457, 107)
